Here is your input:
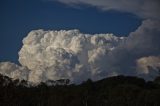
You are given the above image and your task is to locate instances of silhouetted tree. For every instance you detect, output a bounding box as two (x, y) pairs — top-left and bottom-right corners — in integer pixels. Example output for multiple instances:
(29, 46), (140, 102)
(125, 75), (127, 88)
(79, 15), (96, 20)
(0, 74), (160, 106)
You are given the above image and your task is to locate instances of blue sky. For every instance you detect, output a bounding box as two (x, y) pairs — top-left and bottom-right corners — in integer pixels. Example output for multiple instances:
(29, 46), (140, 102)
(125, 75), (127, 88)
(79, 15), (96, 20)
(0, 0), (142, 63)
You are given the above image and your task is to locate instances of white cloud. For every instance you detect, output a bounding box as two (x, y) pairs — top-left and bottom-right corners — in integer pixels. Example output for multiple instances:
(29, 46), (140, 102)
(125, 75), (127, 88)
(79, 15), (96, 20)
(53, 0), (160, 19)
(0, 20), (160, 85)
(17, 29), (124, 84)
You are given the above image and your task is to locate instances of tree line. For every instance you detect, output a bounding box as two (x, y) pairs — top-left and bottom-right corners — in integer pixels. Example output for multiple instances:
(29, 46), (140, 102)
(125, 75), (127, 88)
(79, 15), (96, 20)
(0, 73), (160, 106)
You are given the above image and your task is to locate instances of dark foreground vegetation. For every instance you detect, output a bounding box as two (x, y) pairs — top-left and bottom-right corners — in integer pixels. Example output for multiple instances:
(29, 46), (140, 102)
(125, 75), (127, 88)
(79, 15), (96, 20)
(0, 74), (160, 106)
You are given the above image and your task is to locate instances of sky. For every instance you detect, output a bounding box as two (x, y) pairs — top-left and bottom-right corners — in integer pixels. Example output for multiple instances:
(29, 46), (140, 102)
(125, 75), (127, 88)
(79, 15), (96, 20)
(0, 0), (160, 84)
(0, 0), (142, 63)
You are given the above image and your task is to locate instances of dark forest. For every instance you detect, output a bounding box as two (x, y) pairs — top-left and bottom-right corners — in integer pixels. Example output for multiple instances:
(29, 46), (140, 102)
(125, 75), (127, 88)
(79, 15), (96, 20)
(0, 74), (160, 106)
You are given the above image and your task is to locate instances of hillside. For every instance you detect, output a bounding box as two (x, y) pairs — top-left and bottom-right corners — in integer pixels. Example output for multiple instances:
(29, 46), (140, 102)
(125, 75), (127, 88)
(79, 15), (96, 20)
(0, 74), (160, 106)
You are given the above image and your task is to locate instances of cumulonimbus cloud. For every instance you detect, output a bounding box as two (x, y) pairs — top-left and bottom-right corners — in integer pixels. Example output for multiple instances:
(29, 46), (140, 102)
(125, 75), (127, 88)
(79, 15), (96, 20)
(0, 20), (160, 85)
(0, 30), (125, 84)
(18, 30), (125, 83)
(52, 0), (160, 19)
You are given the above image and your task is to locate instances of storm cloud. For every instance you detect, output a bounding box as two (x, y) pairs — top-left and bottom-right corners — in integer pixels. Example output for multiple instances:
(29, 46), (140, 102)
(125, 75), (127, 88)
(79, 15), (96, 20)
(1, 30), (125, 84)
(0, 21), (160, 84)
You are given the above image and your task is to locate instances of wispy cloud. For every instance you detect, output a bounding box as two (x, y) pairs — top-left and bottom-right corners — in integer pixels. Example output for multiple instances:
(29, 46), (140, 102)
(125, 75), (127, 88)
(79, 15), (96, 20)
(52, 0), (160, 19)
